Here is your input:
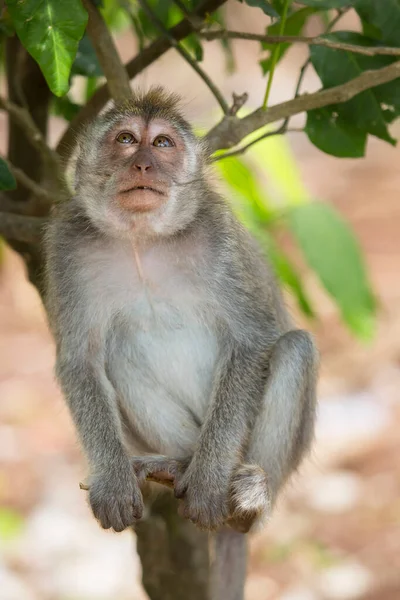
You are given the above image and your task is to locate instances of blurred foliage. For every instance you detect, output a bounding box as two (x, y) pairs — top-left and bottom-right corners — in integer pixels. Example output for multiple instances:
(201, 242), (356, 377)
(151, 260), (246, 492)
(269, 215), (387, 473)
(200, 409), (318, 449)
(2, 0), (398, 337)
(0, 507), (24, 544)
(0, 159), (16, 191)
(214, 132), (376, 339)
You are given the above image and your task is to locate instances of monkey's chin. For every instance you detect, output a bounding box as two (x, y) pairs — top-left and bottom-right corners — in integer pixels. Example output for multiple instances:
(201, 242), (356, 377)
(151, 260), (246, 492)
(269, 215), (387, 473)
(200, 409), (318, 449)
(103, 204), (163, 240)
(117, 190), (166, 214)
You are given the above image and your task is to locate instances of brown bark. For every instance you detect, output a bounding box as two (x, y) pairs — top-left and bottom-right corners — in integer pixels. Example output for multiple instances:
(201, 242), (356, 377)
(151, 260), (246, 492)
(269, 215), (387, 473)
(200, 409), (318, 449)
(136, 493), (211, 600)
(5, 36), (51, 209)
(4, 36), (52, 286)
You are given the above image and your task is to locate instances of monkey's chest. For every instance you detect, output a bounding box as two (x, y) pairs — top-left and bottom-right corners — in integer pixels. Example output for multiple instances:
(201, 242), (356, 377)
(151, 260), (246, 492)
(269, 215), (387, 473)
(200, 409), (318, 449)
(106, 296), (219, 456)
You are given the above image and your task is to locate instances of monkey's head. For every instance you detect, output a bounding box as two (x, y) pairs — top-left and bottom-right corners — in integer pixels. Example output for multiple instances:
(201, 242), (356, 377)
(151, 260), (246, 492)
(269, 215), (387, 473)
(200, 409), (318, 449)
(74, 87), (208, 239)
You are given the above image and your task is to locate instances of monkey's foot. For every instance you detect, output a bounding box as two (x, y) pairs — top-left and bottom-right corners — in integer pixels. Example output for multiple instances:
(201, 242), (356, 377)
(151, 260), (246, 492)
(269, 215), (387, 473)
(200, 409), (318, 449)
(132, 455), (183, 489)
(228, 464), (270, 533)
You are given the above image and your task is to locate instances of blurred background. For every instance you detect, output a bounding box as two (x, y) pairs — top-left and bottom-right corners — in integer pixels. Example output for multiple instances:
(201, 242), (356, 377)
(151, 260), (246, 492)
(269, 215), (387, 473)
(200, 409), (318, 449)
(0, 2), (399, 599)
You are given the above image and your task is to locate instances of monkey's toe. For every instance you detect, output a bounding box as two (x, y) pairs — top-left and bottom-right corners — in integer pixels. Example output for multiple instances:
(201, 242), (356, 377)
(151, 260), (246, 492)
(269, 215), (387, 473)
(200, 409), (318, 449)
(230, 464), (270, 528)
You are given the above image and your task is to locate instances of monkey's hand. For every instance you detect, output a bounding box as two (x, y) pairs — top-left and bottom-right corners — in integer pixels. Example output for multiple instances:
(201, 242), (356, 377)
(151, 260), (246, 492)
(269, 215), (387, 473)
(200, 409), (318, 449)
(174, 458), (231, 531)
(89, 461), (143, 533)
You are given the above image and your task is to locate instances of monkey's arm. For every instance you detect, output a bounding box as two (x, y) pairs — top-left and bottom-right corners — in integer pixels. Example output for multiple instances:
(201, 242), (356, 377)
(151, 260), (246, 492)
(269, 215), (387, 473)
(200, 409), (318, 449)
(44, 216), (143, 532)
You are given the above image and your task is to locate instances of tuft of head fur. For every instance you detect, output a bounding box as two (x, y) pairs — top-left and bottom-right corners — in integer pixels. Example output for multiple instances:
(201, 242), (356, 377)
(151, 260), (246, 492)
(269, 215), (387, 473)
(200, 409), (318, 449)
(110, 87), (192, 134)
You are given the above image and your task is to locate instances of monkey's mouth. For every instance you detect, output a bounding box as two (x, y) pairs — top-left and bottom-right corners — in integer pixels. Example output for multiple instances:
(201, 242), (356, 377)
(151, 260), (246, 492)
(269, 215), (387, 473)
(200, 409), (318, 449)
(120, 185), (164, 195)
(117, 185), (167, 214)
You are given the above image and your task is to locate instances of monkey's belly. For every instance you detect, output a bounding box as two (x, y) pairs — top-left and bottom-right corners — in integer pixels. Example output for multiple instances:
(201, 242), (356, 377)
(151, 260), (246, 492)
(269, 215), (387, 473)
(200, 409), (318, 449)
(106, 320), (219, 458)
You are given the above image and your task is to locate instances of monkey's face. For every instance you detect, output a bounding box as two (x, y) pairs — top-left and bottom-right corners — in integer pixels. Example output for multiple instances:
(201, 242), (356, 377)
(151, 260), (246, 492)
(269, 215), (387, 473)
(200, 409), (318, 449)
(77, 113), (202, 240)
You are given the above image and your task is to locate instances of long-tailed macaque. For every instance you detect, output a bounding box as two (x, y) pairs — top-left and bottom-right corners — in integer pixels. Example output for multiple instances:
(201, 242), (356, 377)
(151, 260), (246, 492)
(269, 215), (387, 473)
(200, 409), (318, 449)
(44, 87), (318, 600)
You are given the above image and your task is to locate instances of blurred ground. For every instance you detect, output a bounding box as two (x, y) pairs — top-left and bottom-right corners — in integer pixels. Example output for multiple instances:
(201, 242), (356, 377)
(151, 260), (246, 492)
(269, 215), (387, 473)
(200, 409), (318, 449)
(1, 4), (400, 600)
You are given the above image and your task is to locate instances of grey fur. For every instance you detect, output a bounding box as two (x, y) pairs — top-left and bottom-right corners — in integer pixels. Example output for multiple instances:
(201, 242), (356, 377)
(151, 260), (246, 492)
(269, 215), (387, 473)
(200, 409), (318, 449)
(44, 88), (318, 599)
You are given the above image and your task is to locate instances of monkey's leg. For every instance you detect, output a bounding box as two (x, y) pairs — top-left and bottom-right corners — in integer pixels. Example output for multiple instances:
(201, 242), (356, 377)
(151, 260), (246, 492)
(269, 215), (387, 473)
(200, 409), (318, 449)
(210, 528), (247, 600)
(231, 330), (318, 530)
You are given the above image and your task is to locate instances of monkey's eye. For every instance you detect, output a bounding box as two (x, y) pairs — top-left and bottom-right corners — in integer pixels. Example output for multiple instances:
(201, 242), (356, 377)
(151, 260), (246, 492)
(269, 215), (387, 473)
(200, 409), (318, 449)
(116, 131), (137, 144)
(153, 135), (174, 148)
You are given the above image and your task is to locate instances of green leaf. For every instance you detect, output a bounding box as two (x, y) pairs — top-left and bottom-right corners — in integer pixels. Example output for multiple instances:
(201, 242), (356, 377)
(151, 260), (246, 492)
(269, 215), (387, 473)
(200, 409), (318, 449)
(288, 203), (376, 339)
(71, 34), (103, 78)
(0, 158), (16, 190)
(0, 9), (14, 36)
(52, 95), (81, 121)
(7, 0), (88, 96)
(355, 0), (400, 46)
(306, 107), (367, 157)
(296, 0), (356, 7)
(310, 31), (400, 146)
(182, 33), (203, 62)
(215, 156), (274, 224)
(241, 0), (280, 18)
(0, 508), (24, 543)
(267, 242), (315, 316)
(360, 18), (381, 41)
(101, 0), (130, 31)
(260, 7), (317, 75)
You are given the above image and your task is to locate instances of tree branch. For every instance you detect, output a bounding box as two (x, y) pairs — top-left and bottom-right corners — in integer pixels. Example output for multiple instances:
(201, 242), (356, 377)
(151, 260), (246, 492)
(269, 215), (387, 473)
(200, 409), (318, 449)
(205, 60), (400, 153)
(82, 0), (132, 101)
(0, 96), (66, 193)
(138, 0), (229, 114)
(213, 126), (303, 161)
(0, 212), (45, 243)
(56, 0), (229, 162)
(200, 29), (400, 57)
(0, 97), (57, 165)
(3, 157), (52, 202)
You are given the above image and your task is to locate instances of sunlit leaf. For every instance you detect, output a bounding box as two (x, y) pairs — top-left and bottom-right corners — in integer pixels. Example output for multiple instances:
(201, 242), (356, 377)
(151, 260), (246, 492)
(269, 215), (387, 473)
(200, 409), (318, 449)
(267, 242), (315, 316)
(215, 156), (274, 224)
(288, 202), (376, 339)
(7, 0), (88, 96)
(249, 128), (310, 206)
(0, 508), (24, 543)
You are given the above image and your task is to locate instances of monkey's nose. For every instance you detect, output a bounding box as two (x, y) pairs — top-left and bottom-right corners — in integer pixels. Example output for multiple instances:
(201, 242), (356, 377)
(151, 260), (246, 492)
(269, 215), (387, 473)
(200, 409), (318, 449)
(134, 162), (152, 172)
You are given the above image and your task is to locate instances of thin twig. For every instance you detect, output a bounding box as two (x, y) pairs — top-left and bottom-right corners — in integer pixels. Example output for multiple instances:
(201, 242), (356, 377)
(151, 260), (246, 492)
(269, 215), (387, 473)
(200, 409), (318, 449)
(262, 0), (291, 109)
(0, 212), (45, 243)
(205, 60), (400, 153)
(229, 92), (249, 116)
(0, 97), (57, 166)
(82, 0), (131, 101)
(56, 0), (229, 162)
(200, 29), (400, 57)
(288, 8), (348, 119)
(138, 0), (229, 114)
(212, 125), (303, 161)
(0, 96), (66, 193)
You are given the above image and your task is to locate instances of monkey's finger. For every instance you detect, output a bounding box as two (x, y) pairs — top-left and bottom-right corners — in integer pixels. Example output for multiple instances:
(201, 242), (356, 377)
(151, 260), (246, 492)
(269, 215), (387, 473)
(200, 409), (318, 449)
(94, 508), (112, 530)
(111, 498), (136, 532)
(174, 481), (188, 499)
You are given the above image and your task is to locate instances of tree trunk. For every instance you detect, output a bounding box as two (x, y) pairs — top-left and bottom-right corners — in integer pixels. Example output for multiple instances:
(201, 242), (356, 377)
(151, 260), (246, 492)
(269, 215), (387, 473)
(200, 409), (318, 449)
(135, 492), (211, 600)
(5, 36), (52, 287)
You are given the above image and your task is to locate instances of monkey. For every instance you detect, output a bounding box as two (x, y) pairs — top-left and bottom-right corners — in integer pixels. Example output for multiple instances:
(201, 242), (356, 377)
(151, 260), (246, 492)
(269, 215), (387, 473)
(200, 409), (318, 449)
(44, 87), (318, 599)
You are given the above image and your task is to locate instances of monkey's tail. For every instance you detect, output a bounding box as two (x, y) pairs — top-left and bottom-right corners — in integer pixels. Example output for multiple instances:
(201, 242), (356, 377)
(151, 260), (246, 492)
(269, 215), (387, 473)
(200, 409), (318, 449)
(210, 528), (247, 600)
